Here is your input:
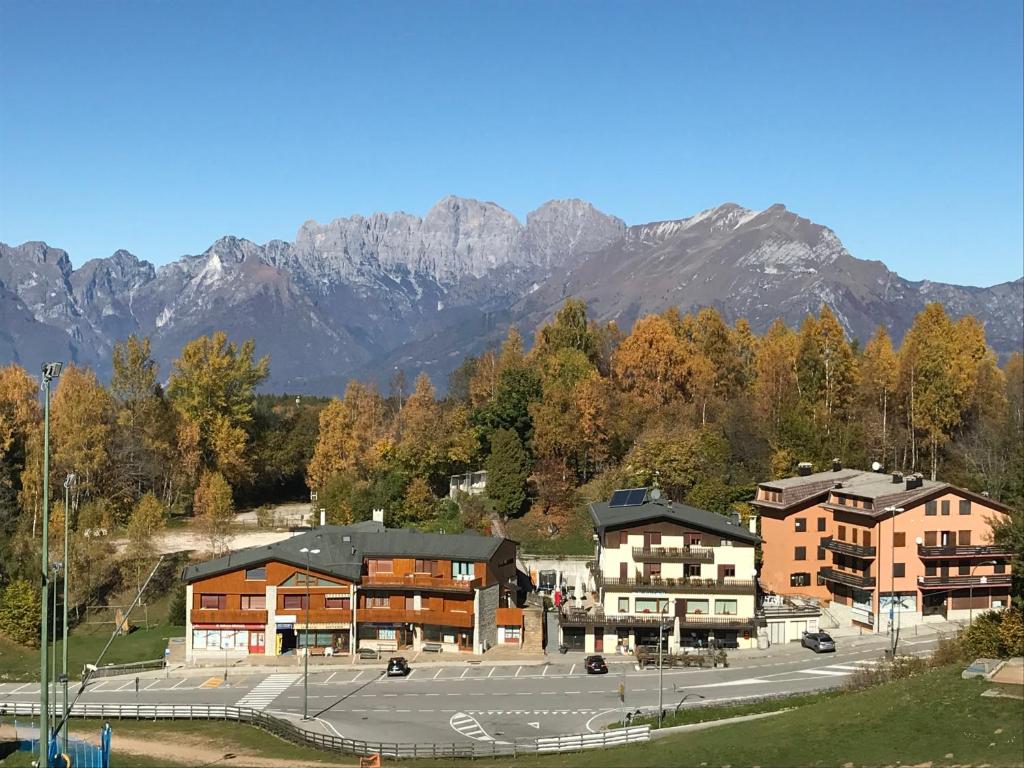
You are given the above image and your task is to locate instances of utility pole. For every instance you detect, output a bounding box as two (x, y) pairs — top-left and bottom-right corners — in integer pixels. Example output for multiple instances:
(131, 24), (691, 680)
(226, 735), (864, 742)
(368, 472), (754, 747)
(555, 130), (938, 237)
(300, 540), (321, 721)
(39, 360), (62, 766)
(61, 472), (75, 755)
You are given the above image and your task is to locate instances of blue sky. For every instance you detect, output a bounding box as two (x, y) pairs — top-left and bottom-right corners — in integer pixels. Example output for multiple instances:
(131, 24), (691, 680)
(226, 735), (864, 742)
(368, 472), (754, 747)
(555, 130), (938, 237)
(1, 1), (1021, 286)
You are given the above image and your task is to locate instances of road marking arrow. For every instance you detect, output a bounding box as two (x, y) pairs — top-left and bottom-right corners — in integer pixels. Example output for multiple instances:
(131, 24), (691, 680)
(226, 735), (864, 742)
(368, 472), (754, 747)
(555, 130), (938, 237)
(528, 722), (540, 729)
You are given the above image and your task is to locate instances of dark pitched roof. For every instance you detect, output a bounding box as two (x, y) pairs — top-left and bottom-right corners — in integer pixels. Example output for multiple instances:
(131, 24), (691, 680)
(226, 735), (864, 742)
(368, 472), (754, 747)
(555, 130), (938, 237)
(182, 523), (510, 584)
(588, 499), (760, 544)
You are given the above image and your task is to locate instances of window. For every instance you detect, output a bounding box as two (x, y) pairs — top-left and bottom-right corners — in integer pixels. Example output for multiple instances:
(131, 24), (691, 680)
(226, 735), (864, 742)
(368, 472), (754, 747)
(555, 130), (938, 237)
(325, 595), (350, 610)
(958, 564), (970, 576)
(240, 594), (265, 610)
(368, 559), (393, 574)
(817, 547), (827, 561)
(959, 499), (971, 516)
(452, 561), (474, 580)
(282, 594), (308, 610)
(635, 598), (669, 614)
(852, 528), (859, 544)
(646, 531), (662, 546)
(893, 532), (906, 547)
(925, 500), (937, 516)
(620, 531), (629, 547)
(618, 597), (630, 613)
(817, 517), (827, 532)
(646, 562), (662, 578)
(925, 564), (937, 577)
(200, 594), (225, 610)
(958, 530), (971, 546)
(605, 532), (619, 549)
(941, 500), (950, 516)
(686, 599), (709, 614)
(714, 599), (737, 615)
(365, 593), (389, 609)
(924, 531), (937, 546)
(795, 518), (806, 532)
(794, 546), (806, 561)
(245, 566), (266, 580)
(721, 565), (736, 578)
(863, 531), (872, 547)
(298, 631), (335, 648)
(838, 525), (847, 541)
(414, 559), (440, 574)
(687, 533), (702, 547)
(405, 595), (416, 610)
(503, 626), (522, 643)
(994, 562), (1006, 574)
(892, 563), (905, 578)
(790, 572), (811, 588)
(684, 563), (702, 578)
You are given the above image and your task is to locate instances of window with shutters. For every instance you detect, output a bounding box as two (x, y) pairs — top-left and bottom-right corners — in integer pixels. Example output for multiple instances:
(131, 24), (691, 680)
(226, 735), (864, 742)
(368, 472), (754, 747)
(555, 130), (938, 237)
(365, 593), (389, 609)
(893, 532), (906, 547)
(325, 596), (350, 610)
(605, 532), (619, 548)
(958, 530), (971, 546)
(200, 594), (225, 610)
(240, 595), (265, 610)
(924, 531), (937, 546)
(414, 559), (440, 574)
(368, 559), (393, 575)
(282, 594), (308, 610)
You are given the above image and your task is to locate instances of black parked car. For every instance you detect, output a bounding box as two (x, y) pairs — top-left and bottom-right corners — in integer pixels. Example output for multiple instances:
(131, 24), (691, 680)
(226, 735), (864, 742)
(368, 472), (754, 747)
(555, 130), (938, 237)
(386, 656), (411, 676)
(584, 655), (608, 674)
(801, 632), (836, 653)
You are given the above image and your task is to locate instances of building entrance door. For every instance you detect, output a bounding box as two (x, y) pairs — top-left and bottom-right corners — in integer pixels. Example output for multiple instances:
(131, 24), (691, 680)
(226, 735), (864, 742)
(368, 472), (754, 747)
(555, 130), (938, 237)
(594, 627), (604, 652)
(674, 599), (686, 617)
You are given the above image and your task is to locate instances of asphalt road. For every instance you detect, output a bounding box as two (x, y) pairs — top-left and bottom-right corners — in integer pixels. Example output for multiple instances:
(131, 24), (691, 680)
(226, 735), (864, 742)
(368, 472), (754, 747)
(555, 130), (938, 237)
(0, 634), (939, 745)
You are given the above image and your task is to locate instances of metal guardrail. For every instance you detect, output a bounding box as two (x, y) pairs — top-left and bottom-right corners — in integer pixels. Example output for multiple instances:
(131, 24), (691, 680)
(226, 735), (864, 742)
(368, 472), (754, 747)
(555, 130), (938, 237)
(83, 658), (166, 679)
(0, 702), (649, 758)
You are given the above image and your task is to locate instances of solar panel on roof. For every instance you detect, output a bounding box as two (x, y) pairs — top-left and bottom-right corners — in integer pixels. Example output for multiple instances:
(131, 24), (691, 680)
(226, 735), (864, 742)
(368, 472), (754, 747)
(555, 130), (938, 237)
(609, 489), (632, 507)
(609, 487), (649, 507)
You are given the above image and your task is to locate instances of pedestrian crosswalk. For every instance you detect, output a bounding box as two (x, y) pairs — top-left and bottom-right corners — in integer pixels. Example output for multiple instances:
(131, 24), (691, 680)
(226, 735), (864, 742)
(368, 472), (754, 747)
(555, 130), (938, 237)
(449, 712), (493, 741)
(235, 673), (298, 710)
(803, 659), (878, 677)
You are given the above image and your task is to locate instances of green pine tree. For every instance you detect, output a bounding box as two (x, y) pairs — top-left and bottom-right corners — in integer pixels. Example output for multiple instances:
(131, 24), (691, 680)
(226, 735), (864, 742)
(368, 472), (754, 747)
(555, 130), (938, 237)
(485, 428), (530, 519)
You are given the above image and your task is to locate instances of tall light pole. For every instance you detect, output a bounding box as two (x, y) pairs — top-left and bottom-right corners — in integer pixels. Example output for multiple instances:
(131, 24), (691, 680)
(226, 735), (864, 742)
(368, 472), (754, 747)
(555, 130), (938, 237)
(60, 472), (75, 755)
(39, 360), (62, 765)
(882, 506), (904, 655)
(299, 543), (320, 721)
(969, 560), (998, 626)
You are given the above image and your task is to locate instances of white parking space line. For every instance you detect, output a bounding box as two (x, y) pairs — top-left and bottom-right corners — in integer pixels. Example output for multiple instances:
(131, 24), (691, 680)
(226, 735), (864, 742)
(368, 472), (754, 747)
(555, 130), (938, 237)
(515, 666), (522, 677)
(353, 671), (365, 682)
(11, 684), (30, 694)
(405, 670), (416, 680)
(325, 672), (338, 684)
(433, 669), (443, 680)
(143, 680), (159, 690)
(488, 668), (495, 678)
(802, 669), (849, 677)
(460, 669), (469, 679)
(170, 679), (186, 689)
(542, 666), (548, 676)
(569, 664), (576, 675)
(116, 681), (135, 691)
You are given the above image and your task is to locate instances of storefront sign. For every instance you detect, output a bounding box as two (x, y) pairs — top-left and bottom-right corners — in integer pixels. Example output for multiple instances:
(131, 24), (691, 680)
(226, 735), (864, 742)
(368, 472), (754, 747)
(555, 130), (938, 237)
(276, 615), (297, 623)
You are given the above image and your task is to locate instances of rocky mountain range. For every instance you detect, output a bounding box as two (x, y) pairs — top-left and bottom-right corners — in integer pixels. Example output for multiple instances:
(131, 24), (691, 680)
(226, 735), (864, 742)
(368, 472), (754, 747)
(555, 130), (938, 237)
(1, 197), (1021, 393)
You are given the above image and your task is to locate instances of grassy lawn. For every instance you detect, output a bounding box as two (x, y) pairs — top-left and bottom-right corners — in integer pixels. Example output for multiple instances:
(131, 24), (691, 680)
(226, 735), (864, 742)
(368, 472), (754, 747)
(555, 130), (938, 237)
(400, 665), (1024, 767)
(611, 688), (846, 729)
(0, 623), (184, 683)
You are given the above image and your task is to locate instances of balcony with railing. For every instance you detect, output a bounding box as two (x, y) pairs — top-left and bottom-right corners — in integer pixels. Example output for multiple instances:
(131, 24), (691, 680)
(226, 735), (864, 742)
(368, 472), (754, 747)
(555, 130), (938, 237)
(357, 607), (475, 628)
(361, 574), (482, 593)
(820, 536), (876, 559)
(559, 607), (760, 628)
(592, 573), (756, 594)
(631, 546), (714, 563)
(817, 566), (876, 589)
(917, 544), (1012, 559)
(917, 573), (1012, 590)
(190, 608), (268, 625)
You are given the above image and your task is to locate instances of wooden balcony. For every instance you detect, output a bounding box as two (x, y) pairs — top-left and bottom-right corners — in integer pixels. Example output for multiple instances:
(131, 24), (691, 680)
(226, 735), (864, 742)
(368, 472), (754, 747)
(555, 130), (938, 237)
(632, 546), (714, 563)
(820, 536), (876, 559)
(918, 573), (1012, 590)
(361, 574), (482, 593)
(190, 608), (267, 625)
(358, 607), (475, 628)
(917, 544), (1012, 559)
(495, 607), (524, 626)
(593, 574), (756, 594)
(817, 567), (876, 589)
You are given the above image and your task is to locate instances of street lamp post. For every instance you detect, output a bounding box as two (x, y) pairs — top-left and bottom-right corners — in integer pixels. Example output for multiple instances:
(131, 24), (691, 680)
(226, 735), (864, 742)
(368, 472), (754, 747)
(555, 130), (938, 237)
(39, 360), (62, 765)
(882, 506), (904, 656)
(61, 472), (75, 754)
(50, 562), (61, 735)
(657, 604), (671, 729)
(969, 560), (998, 626)
(299, 543), (321, 721)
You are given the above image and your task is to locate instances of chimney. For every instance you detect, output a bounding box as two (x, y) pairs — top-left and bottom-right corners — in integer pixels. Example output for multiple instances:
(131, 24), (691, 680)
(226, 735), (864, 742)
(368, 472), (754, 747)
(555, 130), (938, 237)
(320, 508), (326, 527)
(905, 476), (923, 491)
(892, 472), (903, 484)
(832, 459), (842, 472)
(372, 507), (385, 524)
(747, 512), (758, 535)
(730, 511), (742, 527)
(797, 462), (813, 477)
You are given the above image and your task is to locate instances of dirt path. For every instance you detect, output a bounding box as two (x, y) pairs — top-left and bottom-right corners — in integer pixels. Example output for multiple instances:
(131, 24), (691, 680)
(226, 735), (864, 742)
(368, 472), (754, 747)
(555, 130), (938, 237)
(71, 729), (356, 767)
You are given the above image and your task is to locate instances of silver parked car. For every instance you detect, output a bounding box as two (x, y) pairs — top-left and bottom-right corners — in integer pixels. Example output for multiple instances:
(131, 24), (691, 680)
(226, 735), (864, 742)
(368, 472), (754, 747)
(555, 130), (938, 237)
(801, 631), (836, 653)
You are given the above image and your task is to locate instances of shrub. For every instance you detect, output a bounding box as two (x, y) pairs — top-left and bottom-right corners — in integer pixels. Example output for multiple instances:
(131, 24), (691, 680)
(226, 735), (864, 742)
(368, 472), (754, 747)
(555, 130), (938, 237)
(167, 584), (186, 626)
(0, 578), (41, 647)
(929, 632), (968, 667)
(961, 609), (1022, 659)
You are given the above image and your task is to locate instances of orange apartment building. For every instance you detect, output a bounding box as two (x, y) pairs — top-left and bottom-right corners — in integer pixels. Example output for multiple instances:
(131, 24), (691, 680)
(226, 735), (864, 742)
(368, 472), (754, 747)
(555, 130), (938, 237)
(182, 519), (521, 661)
(754, 462), (1013, 632)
